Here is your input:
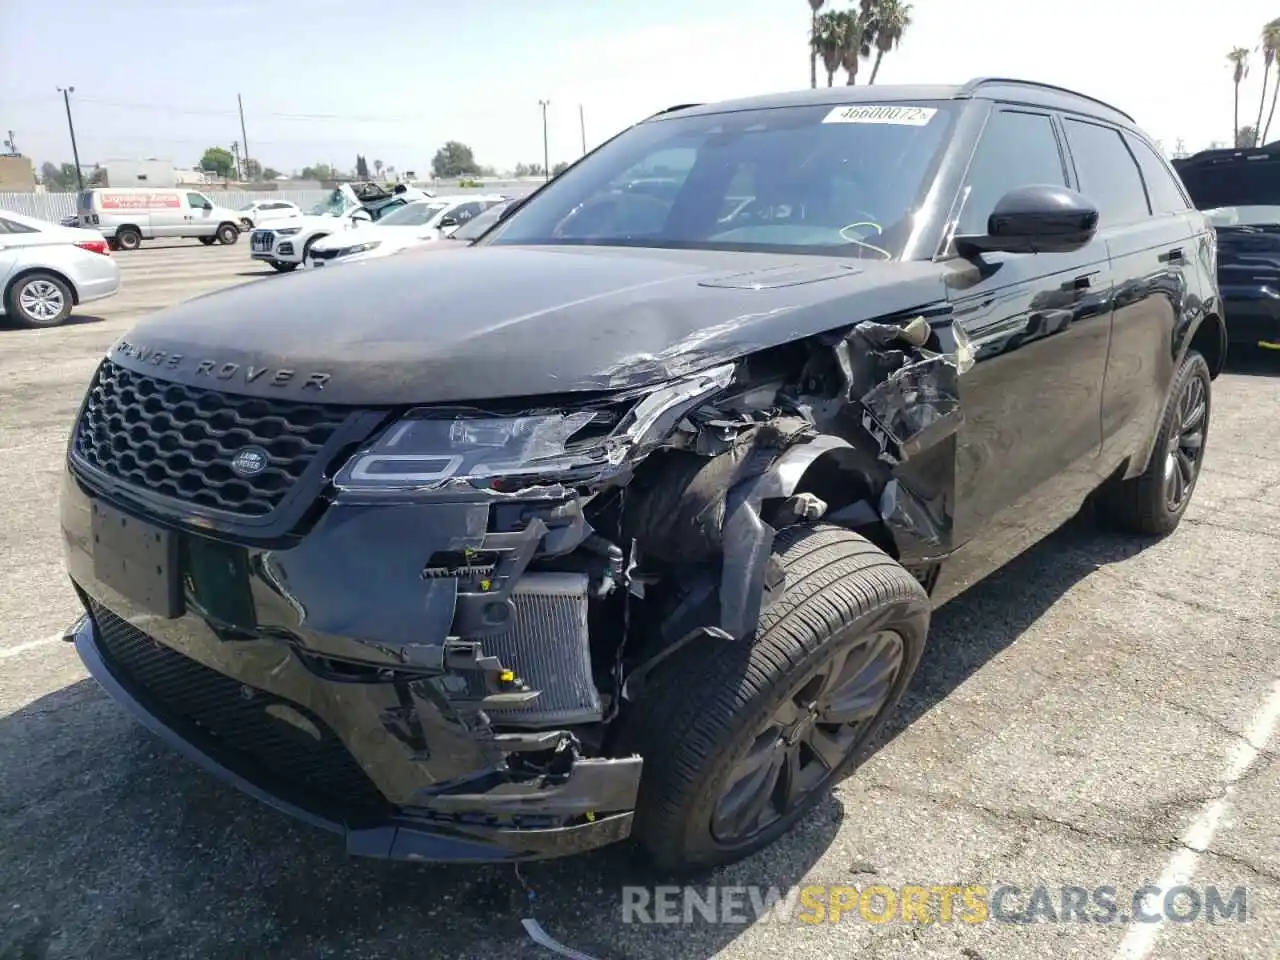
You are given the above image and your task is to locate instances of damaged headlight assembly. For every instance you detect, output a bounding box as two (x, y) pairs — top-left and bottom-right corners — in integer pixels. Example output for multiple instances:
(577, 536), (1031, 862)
(333, 362), (737, 497)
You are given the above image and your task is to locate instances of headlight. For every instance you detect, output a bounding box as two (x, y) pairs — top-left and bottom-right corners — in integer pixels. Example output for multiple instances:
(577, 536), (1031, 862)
(276, 227), (302, 236)
(338, 241), (382, 256)
(333, 363), (735, 496)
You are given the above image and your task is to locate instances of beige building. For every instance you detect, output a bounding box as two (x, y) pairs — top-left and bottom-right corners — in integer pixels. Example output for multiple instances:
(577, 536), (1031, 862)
(0, 154), (36, 192)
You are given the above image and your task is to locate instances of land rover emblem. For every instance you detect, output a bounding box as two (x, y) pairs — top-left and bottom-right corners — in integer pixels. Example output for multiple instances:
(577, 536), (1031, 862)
(230, 446), (269, 478)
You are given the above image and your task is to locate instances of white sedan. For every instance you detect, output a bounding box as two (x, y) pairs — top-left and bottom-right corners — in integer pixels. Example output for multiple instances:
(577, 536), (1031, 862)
(0, 210), (120, 328)
(236, 199), (302, 231)
(307, 196), (507, 266)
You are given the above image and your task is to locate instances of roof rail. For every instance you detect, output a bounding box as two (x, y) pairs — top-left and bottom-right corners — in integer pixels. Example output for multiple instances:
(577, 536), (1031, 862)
(1174, 144), (1280, 167)
(647, 103), (703, 119)
(958, 77), (1135, 123)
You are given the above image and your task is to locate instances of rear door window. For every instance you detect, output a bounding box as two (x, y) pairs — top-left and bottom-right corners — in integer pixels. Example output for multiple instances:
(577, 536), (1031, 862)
(1125, 135), (1191, 216)
(956, 109), (1068, 236)
(1062, 119), (1151, 227)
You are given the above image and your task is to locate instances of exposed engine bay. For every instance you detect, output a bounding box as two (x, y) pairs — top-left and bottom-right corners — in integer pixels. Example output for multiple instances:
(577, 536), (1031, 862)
(322, 313), (971, 809)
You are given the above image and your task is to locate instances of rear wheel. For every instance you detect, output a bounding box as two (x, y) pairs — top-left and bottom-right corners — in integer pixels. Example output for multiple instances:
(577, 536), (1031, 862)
(5, 272), (74, 328)
(1098, 351), (1211, 535)
(240, 217), (254, 231)
(216, 223), (239, 245)
(269, 261), (298, 273)
(620, 524), (930, 873)
(115, 227), (141, 251)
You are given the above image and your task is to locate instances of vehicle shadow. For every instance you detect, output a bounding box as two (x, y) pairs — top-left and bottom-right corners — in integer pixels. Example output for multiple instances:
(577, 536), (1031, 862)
(0, 508), (1154, 960)
(1222, 345), (1278, 377)
(0, 313), (106, 333)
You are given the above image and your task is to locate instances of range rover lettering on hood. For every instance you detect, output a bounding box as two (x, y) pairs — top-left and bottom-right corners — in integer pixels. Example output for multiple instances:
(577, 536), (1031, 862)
(112, 339), (332, 391)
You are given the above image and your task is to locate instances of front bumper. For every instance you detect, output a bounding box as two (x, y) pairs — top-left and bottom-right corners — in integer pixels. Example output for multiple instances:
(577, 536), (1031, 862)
(1221, 287), (1280, 349)
(249, 231), (301, 263)
(61, 462), (643, 862)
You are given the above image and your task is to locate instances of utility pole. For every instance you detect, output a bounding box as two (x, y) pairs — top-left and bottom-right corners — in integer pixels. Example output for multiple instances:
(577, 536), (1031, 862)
(231, 140), (241, 181)
(538, 99), (550, 182)
(3, 131), (16, 156)
(579, 104), (586, 155)
(57, 86), (83, 190)
(237, 93), (251, 179)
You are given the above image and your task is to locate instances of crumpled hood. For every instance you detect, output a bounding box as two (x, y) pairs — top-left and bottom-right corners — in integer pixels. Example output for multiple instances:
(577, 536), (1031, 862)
(109, 245), (948, 405)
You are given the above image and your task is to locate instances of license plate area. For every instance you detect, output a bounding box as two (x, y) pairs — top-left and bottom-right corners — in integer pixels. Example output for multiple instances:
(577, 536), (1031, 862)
(91, 500), (182, 618)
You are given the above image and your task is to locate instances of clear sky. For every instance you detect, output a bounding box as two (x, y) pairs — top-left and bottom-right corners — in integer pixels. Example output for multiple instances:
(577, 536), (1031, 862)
(1, 0), (1277, 175)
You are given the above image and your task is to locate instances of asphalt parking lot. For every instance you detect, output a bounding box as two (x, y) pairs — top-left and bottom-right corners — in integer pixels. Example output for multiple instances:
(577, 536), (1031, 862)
(1, 240), (1277, 960)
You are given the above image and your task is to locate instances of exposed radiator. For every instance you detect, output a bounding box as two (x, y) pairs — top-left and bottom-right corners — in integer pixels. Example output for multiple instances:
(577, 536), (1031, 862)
(481, 572), (602, 727)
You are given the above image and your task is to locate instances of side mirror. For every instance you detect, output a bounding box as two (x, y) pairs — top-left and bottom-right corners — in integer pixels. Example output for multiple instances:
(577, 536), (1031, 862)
(202, 202), (213, 210)
(437, 216), (459, 229)
(954, 185), (1099, 256)
(350, 209), (372, 223)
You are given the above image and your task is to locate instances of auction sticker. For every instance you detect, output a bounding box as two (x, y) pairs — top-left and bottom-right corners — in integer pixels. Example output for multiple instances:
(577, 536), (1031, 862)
(822, 104), (937, 126)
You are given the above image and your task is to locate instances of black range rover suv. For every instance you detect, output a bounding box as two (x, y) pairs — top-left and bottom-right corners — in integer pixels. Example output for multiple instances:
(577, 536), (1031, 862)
(62, 78), (1224, 872)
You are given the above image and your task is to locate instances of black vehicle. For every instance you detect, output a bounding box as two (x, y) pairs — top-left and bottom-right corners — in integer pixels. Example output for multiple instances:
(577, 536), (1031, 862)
(62, 78), (1224, 872)
(1174, 144), (1280, 351)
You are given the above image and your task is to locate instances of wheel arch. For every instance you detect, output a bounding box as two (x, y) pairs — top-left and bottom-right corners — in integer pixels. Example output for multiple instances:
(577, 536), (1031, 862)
(1186, 311), (1227, 379)
(4, 266), (79, 308)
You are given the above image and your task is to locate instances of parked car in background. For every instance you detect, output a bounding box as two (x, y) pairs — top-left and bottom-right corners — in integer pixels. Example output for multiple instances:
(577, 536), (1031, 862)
(248, 185), (378, 272)
(392, 198), (516, 257)
(307, 195), (507, 266)
(1, 209), (119, 327)
(236, 199), (302, 232)
(76, 188), (241, 250)
(1174, 144), (1280, 352)
(61, 79), (1224, 871)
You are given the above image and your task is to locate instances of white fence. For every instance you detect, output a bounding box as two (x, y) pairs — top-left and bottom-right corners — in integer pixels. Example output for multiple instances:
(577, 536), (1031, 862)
(1, 180), (544, 224)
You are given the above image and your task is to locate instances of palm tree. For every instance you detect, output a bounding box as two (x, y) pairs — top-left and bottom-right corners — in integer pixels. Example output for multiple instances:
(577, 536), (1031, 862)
(809, 0), (826, 89)
(841, 11), (872, 85)
(1228, 47), (1250, 146)
(867, 0), (912, 84)
(1262, 19), (1280, 143)
(374, 159), (384, 178)
(1253, 23), (1280, 146)
(813, 10), (847, 87)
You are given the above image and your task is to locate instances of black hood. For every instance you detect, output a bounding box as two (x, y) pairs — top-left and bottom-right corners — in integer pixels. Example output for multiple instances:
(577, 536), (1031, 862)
(109, 246), (947, 405)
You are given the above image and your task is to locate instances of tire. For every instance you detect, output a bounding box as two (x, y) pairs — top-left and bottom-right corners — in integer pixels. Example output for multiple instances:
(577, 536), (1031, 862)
(115, 227), (141, 251)
(4, 272), (74, 328)
(107, 238), (121, 252)
(240, 218), (254, 231)
(216, 223), (239, 245)
(1097, 350), (1211, 535)
(301, 235), (322, 264)
(269, 261), (298, 273)
(198, 236), (216, 246)
(620, 523), (930, 873)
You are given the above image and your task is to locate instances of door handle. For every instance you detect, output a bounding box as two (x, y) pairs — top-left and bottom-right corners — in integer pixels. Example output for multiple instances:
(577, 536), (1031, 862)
(1159, 247), (1184, 263)
(1062, 273), (1094, 291)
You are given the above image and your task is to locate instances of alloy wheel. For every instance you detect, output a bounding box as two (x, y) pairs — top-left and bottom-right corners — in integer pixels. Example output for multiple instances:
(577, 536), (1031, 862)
(18, 280), (65, 322)
(1164, 374), (1207, 511)
(710, 630), (905, 843)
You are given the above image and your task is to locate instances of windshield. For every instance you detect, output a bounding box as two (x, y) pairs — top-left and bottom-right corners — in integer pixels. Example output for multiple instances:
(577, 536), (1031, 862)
(483, 101), (957, 259)
(307, 189), (350, 217)
(452, 202), (510, 240)
(378, 201), (449, 226)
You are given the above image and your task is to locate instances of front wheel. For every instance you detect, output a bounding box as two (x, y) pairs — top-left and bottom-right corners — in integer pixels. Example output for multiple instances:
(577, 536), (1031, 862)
(216, 223), (240, 245)
(240, 218), (254, 231)
(620, 524), (930, 873)
(1098, 350), (1211, 535)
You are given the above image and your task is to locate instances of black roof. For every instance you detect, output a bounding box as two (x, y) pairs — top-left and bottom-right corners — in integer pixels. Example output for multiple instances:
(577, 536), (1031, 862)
(1173, 143), (1280, 168)
(653, 77), (1135, 128)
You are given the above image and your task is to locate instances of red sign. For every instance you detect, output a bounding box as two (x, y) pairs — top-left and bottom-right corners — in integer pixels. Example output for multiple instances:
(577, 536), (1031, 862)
(99, 193), (181, 210)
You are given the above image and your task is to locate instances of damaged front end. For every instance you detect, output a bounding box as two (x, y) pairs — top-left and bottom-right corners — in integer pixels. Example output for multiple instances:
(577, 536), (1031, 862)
(65, 310), (968, 862)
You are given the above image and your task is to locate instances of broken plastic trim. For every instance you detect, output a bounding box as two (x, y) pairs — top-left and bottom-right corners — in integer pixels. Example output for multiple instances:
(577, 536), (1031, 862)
(332, 363), (737, 497)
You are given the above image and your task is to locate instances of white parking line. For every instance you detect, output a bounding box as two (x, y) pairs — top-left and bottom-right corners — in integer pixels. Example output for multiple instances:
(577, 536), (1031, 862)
(1113, 677), (1280, 960)
(0, 632), (67, 659)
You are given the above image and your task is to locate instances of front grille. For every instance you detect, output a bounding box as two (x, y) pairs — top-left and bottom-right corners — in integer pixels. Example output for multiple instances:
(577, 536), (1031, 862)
(89, 601), (389, 822)
(73, 360), (350, 518)
(250, 231), (272, 252)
